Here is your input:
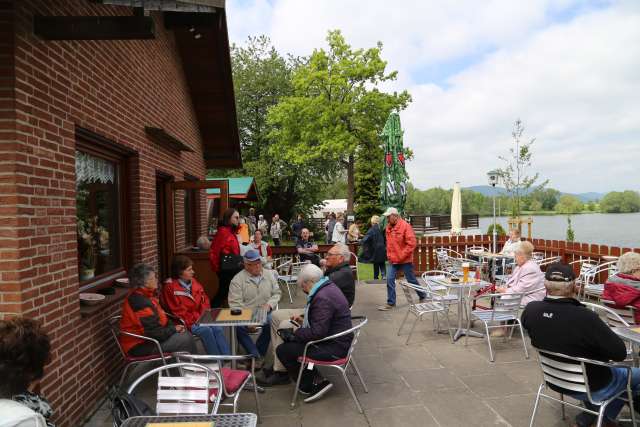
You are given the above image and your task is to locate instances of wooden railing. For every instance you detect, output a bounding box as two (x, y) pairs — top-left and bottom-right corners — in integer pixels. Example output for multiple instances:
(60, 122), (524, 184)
(409, 214), (480, 234)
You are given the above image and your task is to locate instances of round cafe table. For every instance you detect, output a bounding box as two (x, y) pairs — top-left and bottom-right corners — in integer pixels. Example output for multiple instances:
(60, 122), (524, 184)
(426, 275), (492, 341)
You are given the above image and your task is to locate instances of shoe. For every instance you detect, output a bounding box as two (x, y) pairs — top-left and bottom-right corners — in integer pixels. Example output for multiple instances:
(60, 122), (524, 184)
(255, 371), (291, 387)
(377, 304), (395, 311)
(303, 380), (333, 403)
(418, 297), (427, 303)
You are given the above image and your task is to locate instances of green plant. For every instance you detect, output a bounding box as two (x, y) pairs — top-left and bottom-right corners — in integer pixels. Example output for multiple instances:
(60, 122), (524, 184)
(487, 223), (506, 237)
(566, 216), (575, 242)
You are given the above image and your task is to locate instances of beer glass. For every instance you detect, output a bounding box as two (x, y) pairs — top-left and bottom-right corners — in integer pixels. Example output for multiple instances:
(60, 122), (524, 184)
(462, 262), (470, 282)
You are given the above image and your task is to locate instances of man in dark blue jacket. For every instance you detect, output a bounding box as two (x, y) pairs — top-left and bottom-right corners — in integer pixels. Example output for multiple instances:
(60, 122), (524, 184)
(276, 264), (353, 402)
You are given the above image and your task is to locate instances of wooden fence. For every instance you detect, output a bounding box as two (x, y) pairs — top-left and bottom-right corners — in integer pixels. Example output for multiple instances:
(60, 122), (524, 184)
(409, 214), (480, 234)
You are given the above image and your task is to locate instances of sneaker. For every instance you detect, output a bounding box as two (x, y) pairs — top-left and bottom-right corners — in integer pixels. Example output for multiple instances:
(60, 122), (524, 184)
(255, 371), (291, 387)
(377, 304), (395, 311)
(303, 380), (333, 403)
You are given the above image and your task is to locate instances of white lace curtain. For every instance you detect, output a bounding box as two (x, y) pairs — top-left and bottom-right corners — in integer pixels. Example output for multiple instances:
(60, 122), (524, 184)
(75, 151), (115, 184)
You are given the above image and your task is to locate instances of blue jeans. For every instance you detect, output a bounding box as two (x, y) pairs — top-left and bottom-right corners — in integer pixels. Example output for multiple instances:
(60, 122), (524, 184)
(191, 324), (230, 355)
(236, 312), (272, 358)
(568, 366), (640, 426)
(386, 263), (426, 306)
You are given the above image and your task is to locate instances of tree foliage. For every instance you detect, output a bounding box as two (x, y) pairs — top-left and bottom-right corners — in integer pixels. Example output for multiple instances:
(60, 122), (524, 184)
(354, 140), (383, 228)
(600, 191), (640, 213)
(555, 195), (584, 214)
(566, 216), (575, 242)
(497, 120), (547, 218)
(267, 30), (411, 211)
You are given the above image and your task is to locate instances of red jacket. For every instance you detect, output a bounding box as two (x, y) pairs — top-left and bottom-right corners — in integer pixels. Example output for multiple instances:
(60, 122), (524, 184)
(209, 225), (240, 272)
(119, 287), (175, 355)
(385, 217), (416, 264)
(603, 273), (640, 324)
(161, 278), (210, 330)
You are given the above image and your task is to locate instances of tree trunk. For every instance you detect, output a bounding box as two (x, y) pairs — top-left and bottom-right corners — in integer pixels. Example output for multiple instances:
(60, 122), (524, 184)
(347, 154), (355, 212)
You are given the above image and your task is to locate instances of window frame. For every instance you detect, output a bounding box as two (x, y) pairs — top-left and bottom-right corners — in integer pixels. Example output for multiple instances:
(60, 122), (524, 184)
(182, 173), (199, 248)
(76, 127), (133, 292)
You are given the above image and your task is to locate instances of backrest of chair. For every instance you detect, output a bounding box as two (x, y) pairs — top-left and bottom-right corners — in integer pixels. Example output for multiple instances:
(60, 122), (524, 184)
(588, 261), (618, 285)
(175, 354), (226, 396)
(344, 316), (367, 365)
(536, 256), (562, 268)
(532, 252), (545, 262)
(399, 280), (417, 305)
(536, 350), (588, 394)
(586, 300), (632, 328)
(127, 362), (222, 415)
(108, 315), (127, 359)
(466, 245), (486, 255)
(492, 293), (523, 320)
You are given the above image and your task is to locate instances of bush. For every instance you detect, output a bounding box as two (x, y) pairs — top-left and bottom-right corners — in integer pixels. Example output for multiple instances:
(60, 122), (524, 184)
(487, 223), (507, 237)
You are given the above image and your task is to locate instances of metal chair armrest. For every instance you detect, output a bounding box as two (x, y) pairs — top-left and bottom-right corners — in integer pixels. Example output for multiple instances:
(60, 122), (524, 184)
(301, 318), (368, 357)
(119, 330), (165, 359)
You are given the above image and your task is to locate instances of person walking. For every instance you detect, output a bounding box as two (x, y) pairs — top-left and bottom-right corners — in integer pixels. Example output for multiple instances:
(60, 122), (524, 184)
(360, 215), (386, 280)
(378, 207), (425, 311)
(270, 214), (284, 247)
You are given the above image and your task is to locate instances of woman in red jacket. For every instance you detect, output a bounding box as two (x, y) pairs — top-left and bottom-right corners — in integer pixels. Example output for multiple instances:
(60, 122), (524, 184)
(162, 255), (230, 355)
(209, 208), (242, 307)
(603, 252), (640, 323)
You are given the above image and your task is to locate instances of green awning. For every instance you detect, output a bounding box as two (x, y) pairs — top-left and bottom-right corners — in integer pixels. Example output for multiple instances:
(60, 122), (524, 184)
(206, 177), (258, 200)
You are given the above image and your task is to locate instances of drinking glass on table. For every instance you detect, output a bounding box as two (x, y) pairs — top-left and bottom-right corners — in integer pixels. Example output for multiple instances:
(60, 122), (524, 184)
(462, 262), (470, 282)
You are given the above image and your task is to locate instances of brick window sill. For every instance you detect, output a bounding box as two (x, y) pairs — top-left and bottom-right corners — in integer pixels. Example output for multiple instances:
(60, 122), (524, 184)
(79, 287), (129, 317)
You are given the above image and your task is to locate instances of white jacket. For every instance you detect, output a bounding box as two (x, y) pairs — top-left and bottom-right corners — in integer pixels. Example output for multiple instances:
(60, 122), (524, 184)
(0, 399), (47, 427)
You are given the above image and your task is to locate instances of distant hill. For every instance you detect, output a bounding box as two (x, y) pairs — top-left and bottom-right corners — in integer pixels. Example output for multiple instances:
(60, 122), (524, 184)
(463, 186), (605, 202)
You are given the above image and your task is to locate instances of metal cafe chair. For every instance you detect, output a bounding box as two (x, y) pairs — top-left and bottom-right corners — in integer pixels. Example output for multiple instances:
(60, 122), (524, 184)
(397, 280), (452, 345)
(290, 316), (369, 413)
(583, 301), (636, 363)
(420, 271), (460, 312)
(108, 315), (176, 388)
(535, 256), (562, 269)
(175, 353), (261, 420)
(465, 292), (529, 362)
(581, 261), (619, 300)
(277, 261), (308, 304)
(529, 348), (637, 427)
(127, 362), (223, 416)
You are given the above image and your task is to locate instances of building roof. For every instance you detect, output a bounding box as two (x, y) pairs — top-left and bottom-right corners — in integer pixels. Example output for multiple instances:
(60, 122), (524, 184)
(206, 177), (258, 200)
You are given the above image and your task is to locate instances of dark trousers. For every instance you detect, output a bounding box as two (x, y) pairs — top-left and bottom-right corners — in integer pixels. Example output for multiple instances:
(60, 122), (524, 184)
(212, 269), (236, 308)
(373, 262), (386, 279)
(276, 342), (342, 391)
(273, 238), (281, 247)
(128, 331), (197, 357)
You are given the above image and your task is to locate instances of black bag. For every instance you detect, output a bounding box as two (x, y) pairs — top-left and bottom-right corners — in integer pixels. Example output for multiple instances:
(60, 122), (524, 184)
(109, 386), (155, 427)
(220, 253), (243, 272)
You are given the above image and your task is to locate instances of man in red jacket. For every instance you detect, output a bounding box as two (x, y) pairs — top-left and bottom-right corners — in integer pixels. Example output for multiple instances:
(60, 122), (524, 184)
(378, 207), (426, 311)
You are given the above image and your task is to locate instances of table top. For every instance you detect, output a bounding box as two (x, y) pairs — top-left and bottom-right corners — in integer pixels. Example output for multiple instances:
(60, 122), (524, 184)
(466, 250), (513, 259)
(121, 413), (257, 427)
(426, 276), (491, 289)
(613, 326), (640, 344)
(197, 307), (268, 327)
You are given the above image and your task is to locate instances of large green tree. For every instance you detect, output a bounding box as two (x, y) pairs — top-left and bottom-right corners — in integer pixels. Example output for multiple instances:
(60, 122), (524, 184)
(354, 140), (383, 228)
(555, 195), (584, 214)
(600, 191), (640, 213)
(217, 36), (332, 220)
(267, 30), (411, 211)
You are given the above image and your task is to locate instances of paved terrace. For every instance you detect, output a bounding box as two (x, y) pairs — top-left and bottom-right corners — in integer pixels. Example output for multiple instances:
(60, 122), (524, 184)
(87, 281), (595, 427)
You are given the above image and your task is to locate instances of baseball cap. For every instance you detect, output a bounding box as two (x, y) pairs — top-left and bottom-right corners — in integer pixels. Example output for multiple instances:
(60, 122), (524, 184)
(382, 207), (399, 217)
(545, 263), (576, 282)
(243, 249), (261, 262)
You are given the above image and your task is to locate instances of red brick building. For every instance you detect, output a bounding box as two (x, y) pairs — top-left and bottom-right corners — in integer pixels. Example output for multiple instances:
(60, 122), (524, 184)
(0, 0), (240, 424)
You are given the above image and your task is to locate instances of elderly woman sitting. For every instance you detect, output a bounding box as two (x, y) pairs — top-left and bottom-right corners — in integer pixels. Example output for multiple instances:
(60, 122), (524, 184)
(0, 317), (53, 427)
(119, 263), (197, 357)
(603, 252), (640, 324)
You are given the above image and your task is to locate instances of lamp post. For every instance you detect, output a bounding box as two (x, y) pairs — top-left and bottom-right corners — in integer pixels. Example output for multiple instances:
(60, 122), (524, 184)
(487, 170), (500, 253)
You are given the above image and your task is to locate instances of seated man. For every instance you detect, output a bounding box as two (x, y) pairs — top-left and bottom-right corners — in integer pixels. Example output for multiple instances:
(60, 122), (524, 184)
(228, 250), (281, 362)
(522, 263), (640, 427)
(602, 252), (640, 324)
(296, 228), (320, 266)
(323, 243), (355, 307)
(275, 264), (352, 402)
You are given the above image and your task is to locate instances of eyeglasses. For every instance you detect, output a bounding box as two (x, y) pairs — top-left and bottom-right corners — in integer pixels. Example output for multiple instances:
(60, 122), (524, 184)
(326, 252), (341, 257)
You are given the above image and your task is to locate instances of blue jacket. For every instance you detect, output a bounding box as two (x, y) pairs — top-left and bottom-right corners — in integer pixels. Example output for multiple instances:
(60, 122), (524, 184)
(360, 224), (386, 263)
(294, 281), (353, 357)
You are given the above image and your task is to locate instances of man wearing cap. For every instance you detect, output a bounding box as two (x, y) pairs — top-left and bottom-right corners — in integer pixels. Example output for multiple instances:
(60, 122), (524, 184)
(522, 263), (640, 427)
(229, 249), (281, 361)
(378, 207), (426, 311)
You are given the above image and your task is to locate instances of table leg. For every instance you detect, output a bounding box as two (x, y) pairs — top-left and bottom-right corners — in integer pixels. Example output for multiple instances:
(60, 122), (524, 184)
(452, 286), (484, 342)
(231, 326), (237, 370)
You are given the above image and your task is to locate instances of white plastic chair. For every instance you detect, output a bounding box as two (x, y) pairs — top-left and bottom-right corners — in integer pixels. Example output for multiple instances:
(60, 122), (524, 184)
(582, 261), (618, 300)
(529, 348), (637, 427)
(127, 362), (223, 415)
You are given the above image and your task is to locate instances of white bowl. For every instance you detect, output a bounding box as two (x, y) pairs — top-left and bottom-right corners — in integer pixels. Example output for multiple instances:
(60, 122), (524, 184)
(79, 293), (106, 305)
(114, 277), (130, 287)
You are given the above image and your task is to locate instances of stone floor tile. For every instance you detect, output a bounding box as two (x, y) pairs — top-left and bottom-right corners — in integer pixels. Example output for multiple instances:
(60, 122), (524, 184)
(367, 404), (440, 427)
(459, 372), (532, 399)
(400, 368), (466, 392)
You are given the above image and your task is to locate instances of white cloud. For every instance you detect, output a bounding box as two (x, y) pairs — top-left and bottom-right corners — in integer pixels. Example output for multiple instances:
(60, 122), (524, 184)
(226, 0), (640, 193)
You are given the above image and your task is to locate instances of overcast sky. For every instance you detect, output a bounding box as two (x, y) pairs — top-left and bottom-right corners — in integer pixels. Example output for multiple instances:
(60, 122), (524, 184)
(226, 0), (640, 194)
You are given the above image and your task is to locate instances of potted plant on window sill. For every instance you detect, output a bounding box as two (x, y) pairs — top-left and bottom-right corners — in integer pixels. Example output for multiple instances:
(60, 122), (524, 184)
(78, 216), (108, 281)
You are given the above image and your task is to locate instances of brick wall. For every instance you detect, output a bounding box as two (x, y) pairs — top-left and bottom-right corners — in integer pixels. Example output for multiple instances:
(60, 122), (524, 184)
(0, 1), (215, 425)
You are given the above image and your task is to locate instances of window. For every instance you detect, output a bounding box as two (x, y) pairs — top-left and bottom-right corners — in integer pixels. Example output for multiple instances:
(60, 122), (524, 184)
(75, 129), (130, 288)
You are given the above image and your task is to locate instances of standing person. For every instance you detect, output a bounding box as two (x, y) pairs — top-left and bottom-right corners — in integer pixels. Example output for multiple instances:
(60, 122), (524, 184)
(291, 214), (305, 245)
(360, 215), (387, 280)
(296, 228), (320, 266)
(325, 213), (336, 244)
(378, 207), (425, 311)
(0, 317), (52, 427)
(237, 217), (250, 245)
(331, 213), (347, 244)
(162, 255), (230, 355)
(347, 220), (362, 243)
(270, 214), (284, 246)
(209, 208), (242, 307)
(257, 214), (268, 235)
(247, 208), (257, 234)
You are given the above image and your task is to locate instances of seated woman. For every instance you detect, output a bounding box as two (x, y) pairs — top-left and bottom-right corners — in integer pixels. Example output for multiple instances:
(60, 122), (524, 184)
(162, 255), (230, 355)
(246, 229), (273, 266)
(603, 252), (640, 323)
(120, 263), (197, 357)
(0, 317), (52, 427)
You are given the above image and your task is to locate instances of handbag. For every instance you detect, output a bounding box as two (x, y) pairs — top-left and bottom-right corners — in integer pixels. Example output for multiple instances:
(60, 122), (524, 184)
(220, 253), (243, 272)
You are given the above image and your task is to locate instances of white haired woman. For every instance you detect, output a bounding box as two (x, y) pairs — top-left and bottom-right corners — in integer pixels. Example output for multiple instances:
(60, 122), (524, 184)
(603, 252), (640, 324)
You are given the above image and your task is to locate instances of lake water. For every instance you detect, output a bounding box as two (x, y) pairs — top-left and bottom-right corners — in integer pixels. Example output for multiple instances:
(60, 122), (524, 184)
(474, 213), (640, 248)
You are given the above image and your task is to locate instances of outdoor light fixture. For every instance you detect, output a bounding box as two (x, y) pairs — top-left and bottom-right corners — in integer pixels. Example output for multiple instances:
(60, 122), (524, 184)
(487, 169), (500, 187)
